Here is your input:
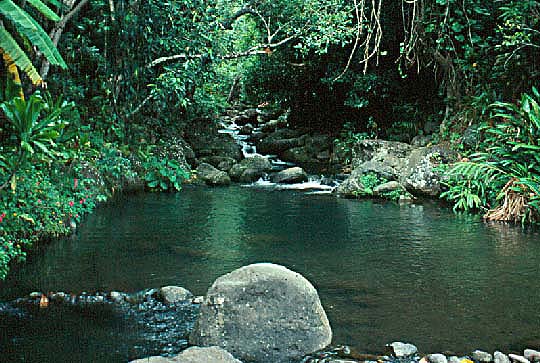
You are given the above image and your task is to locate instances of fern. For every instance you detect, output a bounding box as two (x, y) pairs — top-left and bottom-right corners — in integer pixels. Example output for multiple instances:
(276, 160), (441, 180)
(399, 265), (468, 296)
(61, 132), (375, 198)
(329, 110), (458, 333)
(442, 88), (540, 223)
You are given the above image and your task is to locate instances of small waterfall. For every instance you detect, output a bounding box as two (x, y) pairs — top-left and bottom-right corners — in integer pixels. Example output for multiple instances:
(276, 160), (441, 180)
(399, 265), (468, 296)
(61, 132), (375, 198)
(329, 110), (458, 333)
(219, 107), (340, 193)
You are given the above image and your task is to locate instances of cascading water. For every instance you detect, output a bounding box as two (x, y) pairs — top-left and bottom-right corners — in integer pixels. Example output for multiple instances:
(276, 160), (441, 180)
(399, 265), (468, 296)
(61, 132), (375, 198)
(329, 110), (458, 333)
(218, 107), (340, 193)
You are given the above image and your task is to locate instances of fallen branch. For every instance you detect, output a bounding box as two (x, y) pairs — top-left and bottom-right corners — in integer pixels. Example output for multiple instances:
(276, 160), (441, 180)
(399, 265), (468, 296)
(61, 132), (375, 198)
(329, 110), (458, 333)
(146, 35), (296, 68)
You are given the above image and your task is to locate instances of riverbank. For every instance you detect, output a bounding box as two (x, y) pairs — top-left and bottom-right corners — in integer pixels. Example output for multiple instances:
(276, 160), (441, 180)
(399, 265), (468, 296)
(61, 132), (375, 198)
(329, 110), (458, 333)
(0, 105), (443, 280)
(0, 135), (195, 279)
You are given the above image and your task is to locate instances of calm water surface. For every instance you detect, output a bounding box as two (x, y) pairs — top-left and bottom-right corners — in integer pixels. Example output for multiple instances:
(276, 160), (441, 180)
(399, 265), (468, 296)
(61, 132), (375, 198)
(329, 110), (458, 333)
(1, 186), (540, 360)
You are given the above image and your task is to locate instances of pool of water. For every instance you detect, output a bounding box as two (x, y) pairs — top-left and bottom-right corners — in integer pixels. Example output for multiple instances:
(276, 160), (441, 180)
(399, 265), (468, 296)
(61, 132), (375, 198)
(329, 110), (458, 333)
(1, 186), (540, 361)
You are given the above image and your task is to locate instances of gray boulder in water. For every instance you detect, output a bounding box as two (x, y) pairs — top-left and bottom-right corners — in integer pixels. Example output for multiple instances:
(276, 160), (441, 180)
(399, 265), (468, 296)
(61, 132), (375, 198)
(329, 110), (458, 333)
(387, 342), (418, 357)
(400, 145), (456, 196)
(228, 155), (273, 183)
(270, 167), (308, 184)
(189, 263), (332, 363)
(335, 168), (365, 198)
(196, 163), (231, 186)
(158, 286), (193, 304)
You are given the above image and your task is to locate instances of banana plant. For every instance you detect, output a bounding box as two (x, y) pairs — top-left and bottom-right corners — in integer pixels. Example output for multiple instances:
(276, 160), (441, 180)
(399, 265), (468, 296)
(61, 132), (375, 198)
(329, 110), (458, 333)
(0, 0), (67, 86)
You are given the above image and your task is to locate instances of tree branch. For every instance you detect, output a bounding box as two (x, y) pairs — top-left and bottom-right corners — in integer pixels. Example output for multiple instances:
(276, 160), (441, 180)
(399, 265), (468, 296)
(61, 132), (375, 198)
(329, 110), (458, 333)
(146, 35), (297, 68)
(40, 0), (90, 80)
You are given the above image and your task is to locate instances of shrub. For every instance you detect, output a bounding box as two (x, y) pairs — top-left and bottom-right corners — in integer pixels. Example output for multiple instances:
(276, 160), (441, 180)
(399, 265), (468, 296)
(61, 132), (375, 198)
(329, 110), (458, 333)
(441, 88), (540, 224)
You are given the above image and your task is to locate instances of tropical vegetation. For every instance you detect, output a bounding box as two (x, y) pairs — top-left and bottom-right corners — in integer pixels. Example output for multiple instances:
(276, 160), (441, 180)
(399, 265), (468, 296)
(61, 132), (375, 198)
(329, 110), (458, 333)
(1, 0), (539, 278)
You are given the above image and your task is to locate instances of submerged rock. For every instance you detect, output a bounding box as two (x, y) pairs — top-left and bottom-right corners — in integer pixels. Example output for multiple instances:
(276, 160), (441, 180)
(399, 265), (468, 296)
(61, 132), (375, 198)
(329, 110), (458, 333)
(271, 167), (308, 184)
(189, 263), (332, 363)
(159, 286), (193, 304)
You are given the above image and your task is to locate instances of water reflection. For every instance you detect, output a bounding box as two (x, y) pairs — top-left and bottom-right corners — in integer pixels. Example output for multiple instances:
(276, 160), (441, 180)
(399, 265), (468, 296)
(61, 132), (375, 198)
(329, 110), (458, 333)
(1, 186), (539, 356)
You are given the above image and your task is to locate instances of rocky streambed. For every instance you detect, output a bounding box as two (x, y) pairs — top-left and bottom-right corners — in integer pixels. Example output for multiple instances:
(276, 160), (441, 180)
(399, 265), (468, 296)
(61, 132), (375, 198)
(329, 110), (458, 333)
(3, 264), (539, 363)
(166, 104), (459, 201)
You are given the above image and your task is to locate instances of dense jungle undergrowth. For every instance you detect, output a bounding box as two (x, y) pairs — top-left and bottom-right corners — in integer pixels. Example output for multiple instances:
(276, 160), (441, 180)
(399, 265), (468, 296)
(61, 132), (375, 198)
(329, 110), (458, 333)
(1, 0), (539, 278)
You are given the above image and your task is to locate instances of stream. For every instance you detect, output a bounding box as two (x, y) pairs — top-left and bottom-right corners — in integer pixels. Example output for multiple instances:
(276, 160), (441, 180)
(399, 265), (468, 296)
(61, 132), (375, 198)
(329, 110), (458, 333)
(1, 187), (540, 362)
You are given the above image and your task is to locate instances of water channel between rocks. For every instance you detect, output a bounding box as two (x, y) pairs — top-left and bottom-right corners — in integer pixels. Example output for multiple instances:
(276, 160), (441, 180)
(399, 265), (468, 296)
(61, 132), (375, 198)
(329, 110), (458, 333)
(1, 186), (540, 362)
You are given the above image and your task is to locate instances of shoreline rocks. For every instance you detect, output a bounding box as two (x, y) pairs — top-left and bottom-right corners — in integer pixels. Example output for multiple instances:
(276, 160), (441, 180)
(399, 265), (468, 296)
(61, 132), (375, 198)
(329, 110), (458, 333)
(175, 106), (457, 202)
(4, 285), (539, 363)
(336, 139), (457, 199)
(130, 346), (243, 363)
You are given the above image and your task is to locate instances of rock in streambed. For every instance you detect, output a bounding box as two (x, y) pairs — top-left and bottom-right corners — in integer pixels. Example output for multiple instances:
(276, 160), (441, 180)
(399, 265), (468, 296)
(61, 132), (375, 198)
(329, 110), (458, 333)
(189, 263), (332, 363)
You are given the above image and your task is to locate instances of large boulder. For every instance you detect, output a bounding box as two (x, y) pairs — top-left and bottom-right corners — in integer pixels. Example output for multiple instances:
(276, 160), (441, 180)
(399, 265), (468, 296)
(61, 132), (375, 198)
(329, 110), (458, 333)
(228, 155), (273, 183)
(400, 145), (456, 197)
(351, 139), (413, 176)
(281, 146), (319, 164)
(234, 108), (259, 126)
(130, 346), (242, 363)
(199, 156), (237, 172)
(354, 160), (401, 181)
(189, 263), (332, 363)
(373, 181), (404, 196)
(279, 134), (332, 164)
(256, 128), (307, 155)
(339, 139), (456, 198)
(196, 163), (231, 186)
(271, 167), (308, 184)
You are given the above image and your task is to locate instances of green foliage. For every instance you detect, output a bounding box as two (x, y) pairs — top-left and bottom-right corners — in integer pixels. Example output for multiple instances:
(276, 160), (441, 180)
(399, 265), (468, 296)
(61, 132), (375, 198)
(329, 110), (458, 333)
(352, 172), (411, 201)
(441, 162), (501, 212)
(0, 164), (98, 279)
(441, 88), (540, 223)
(143, 156), (190, 192)
(0, 0), (66, 84)
(354, 172), (380, 197)
(0, 92), (69, 159)
(333, 121), (372, 165)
